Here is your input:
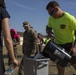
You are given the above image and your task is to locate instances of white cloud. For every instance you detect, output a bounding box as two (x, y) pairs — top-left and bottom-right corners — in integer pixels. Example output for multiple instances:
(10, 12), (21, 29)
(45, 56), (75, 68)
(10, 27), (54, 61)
(10, 2), (35, 11)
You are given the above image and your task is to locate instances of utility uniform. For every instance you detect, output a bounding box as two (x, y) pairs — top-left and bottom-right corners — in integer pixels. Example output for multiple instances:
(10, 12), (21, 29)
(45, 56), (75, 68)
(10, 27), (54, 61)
(18, 21), (38, 75)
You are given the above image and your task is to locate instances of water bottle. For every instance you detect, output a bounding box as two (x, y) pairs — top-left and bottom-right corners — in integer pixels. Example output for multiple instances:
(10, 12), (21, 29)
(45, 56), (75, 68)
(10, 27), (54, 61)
(5, 63), (15, 75)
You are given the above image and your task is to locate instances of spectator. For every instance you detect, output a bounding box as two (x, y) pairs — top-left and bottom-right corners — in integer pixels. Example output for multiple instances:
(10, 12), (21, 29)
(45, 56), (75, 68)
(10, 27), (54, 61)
(18, 21), (38, 75)
(0, 0), (18, 75)
(8, 29), (20, 65)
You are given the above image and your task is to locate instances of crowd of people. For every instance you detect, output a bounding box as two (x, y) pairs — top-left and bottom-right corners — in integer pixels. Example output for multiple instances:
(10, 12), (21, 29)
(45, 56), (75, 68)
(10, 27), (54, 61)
(0, 0), (76, 75)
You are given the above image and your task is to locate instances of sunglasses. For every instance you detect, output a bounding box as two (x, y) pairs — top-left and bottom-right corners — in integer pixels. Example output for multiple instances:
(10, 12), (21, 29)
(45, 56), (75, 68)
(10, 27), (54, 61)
(49, 8), (58, 16)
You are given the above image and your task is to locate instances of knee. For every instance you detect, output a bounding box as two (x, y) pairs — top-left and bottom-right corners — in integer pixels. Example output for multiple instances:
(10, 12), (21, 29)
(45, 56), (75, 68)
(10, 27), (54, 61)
(57, 64), (65, 75)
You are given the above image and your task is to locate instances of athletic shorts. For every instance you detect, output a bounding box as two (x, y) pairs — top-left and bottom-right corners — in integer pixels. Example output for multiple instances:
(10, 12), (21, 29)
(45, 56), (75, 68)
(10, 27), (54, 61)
(58, 42), (76, 65)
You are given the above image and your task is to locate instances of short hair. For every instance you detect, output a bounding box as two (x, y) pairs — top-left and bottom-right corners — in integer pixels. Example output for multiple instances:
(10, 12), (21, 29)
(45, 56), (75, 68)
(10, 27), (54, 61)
(46, 1), (60, 10)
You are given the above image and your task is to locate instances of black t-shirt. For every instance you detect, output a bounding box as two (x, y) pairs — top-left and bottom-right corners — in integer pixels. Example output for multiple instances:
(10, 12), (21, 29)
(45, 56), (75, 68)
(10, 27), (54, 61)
(0, 7), (10, 49)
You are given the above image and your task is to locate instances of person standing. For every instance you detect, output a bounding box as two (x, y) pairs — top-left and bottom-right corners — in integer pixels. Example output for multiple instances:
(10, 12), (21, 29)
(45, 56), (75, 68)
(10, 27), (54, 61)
(8, 29), (20, 65)
(46, 1), (76, 75)
(44, 36), (51, 44)
(18, 21), (38, 75)
(37, 33), (44, 52)
(0, 0), (18, 75)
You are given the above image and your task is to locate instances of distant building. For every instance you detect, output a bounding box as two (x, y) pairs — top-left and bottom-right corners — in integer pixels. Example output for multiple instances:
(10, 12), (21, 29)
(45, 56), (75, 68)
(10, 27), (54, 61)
(17, 31), (23, 45)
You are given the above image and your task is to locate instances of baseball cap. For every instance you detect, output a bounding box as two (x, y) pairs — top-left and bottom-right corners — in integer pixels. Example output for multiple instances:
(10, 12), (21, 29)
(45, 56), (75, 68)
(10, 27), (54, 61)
(23, 21), (30, 27)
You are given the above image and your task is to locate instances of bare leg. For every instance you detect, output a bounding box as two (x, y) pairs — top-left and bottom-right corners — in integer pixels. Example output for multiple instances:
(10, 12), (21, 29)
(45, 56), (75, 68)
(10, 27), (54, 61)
(57, 64), (65, 75)
(72, 64), (76, 70)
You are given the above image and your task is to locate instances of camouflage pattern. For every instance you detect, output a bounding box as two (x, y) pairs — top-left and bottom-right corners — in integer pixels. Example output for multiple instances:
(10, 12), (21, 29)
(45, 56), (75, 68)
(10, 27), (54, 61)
(22, 28), (38, 56)
(8, 37), (20, 65)
(18, 28), (38, 75)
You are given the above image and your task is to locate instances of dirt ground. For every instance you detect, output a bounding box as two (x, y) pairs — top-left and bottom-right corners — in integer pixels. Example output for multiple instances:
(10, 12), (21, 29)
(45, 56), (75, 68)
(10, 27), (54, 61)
(3, 45), (76, 75)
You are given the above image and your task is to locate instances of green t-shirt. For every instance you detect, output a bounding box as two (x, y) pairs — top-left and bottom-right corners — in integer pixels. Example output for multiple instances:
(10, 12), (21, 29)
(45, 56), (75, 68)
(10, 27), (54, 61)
(45, 38), (50, 44)
(47, 12), (76, 44)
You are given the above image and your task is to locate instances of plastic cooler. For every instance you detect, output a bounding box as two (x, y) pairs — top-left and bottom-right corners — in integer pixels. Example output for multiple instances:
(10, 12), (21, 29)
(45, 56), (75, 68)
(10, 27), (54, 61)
(23, 56), (50, 75)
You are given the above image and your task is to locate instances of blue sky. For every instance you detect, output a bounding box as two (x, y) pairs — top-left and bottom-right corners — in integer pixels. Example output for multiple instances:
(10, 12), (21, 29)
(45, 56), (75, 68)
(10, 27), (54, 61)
(6, 0), (76, 35)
